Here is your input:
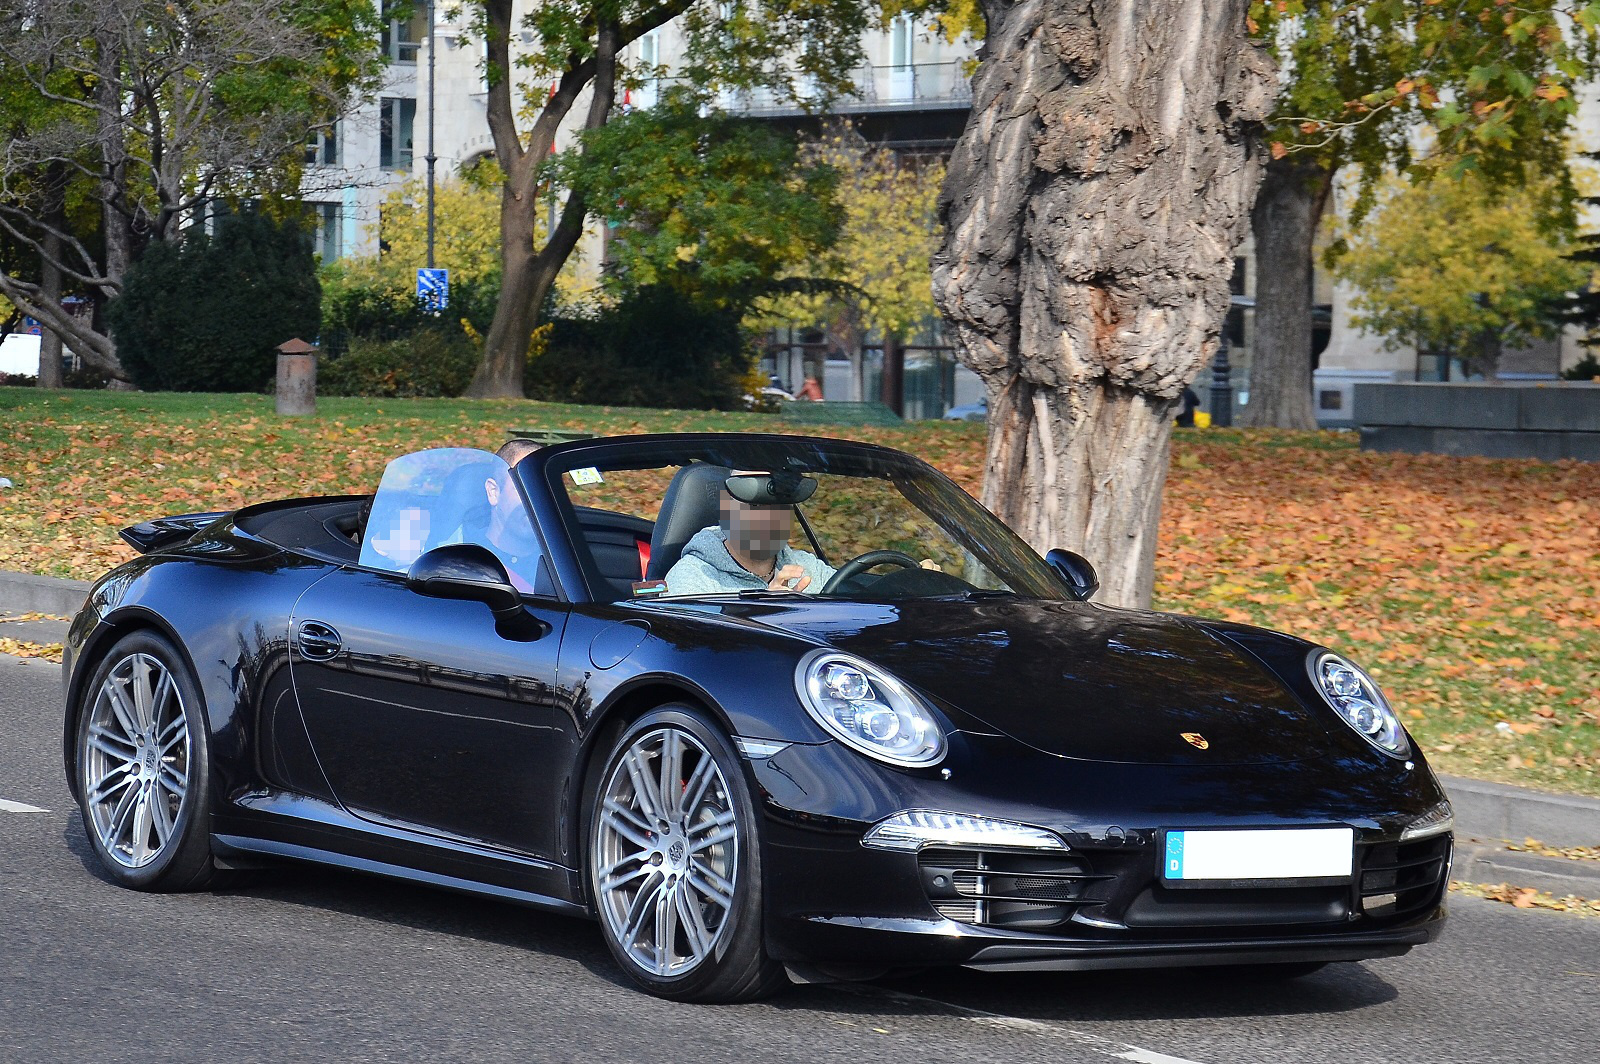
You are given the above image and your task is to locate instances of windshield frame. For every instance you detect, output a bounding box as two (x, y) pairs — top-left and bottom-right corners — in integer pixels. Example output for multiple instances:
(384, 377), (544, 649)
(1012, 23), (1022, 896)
(521, 433), (1067, 604)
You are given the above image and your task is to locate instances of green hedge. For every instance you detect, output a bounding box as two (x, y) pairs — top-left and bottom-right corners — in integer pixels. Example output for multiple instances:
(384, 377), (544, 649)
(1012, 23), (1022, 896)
(109, 210), (320, 392)
(318, 329), (480, 398)
(528, 286), (752, 410)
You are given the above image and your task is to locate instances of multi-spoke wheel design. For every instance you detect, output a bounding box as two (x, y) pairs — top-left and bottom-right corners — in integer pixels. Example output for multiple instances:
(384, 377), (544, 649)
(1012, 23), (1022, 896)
(75, 632), (216, 892)
(82, 652), (190, 868)
(595, 725), (738, 978)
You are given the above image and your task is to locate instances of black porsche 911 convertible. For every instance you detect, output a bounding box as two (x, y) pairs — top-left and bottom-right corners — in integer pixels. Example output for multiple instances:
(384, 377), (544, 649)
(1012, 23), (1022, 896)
(62, 432), (1451, 1002)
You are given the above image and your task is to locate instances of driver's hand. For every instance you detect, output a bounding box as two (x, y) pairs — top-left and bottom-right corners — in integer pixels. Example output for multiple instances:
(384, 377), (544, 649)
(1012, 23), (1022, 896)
(769, 564), (810, 593)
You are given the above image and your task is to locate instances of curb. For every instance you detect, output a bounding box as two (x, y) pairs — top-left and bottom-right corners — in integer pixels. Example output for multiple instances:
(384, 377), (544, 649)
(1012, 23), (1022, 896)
(1452, 841), (1600, 897)
(0, 569), (91, 617)
(1441, 775), (1600, 850)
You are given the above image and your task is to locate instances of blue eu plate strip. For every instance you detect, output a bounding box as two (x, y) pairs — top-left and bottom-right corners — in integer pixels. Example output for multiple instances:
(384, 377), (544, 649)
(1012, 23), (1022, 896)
(1165, 831), (1185, 878)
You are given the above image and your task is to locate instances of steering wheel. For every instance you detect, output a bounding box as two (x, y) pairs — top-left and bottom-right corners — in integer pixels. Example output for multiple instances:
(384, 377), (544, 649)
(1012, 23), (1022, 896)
(821, 549), (923, 594)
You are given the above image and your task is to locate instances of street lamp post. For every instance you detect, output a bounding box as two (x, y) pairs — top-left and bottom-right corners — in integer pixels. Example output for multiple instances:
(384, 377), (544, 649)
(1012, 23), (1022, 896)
(425, 0), (437, 271)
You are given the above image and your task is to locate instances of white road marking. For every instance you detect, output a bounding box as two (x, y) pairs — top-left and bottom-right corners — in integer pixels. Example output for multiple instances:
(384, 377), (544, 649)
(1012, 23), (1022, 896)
(834, 985), (1208, 1064)
(1114, 1050), (1208, 1064)
(0, 798), (49, 813)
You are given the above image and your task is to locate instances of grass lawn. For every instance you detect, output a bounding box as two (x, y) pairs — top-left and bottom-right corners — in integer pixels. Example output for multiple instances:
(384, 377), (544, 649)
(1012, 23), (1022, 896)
(2, 386), (1596, 798)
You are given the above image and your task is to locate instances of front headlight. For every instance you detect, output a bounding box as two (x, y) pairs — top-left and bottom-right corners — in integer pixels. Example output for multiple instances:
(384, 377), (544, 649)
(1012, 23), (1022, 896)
(796, 649), (945, 767)
(1309, 650), (1409, 757)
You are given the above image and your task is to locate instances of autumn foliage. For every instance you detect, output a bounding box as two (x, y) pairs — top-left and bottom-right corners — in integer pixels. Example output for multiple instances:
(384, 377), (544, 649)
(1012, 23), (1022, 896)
(0, 390), (1595, 796)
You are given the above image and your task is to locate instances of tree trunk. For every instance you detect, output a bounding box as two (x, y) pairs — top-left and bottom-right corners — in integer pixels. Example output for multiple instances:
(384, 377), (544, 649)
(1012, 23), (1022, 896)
(1239, 158), (1330, 429)
(38, 238), (65, 389)
(934, 0), (1273, 608)
(470, 184), (544, 398)
(36, 162), (67, 389)
(880, 331), (904, 415)
(466, 6), (619, 399)
(1475, 328), (1501, 381)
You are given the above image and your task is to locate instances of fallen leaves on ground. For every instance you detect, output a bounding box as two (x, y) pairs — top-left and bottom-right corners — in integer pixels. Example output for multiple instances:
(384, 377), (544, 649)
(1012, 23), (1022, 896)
(0, 637), (63, 663)
(1, 389), (1596, 795)
(0, 612), (70, 623)
(1451, 880), (1600, 916)
(1506, 839), (1600, 862)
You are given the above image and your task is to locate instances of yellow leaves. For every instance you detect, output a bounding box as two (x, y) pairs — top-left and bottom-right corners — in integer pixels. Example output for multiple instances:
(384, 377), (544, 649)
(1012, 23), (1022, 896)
(1454, 881), (1600, 916)
(0, 638), (63, 663)
(1332, 165), (1586, 356)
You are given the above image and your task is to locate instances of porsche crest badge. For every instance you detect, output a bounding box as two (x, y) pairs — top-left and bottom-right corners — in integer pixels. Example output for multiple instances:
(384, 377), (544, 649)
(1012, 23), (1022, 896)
(1181, 733), (1209, 750)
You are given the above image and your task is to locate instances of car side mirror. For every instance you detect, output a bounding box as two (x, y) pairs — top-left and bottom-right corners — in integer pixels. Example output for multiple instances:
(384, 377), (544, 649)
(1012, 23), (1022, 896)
(1045, 548), (1098, 601)
(406, 544), (547, 641)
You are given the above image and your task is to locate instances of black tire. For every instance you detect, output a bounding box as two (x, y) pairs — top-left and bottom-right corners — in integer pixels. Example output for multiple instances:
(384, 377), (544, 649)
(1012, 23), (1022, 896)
(587, 705), (785, 1002)
(74, 630), (218, 892)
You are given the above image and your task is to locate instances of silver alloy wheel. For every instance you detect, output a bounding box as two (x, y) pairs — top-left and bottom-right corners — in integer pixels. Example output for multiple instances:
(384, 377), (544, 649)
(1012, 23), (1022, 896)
(82, 652), (190, 869)
(595, 726), (739, 978)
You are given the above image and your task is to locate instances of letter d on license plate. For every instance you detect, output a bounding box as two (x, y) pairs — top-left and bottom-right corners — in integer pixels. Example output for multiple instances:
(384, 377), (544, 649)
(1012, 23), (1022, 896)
(1163, 827), (1354, 882)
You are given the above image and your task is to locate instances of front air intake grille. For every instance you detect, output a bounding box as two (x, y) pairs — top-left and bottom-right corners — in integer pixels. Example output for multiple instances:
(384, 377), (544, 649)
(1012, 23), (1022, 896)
(918, 848), (1108, 931)
(1359, 834), (1451, 920)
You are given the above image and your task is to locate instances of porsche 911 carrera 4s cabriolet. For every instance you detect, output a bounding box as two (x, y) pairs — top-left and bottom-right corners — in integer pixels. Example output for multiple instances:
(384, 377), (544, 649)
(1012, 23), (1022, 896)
(62, 433), (1452, 1001)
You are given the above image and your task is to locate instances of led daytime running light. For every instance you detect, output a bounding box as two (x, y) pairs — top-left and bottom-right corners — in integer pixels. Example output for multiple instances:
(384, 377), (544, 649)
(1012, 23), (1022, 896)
(862, 810), (1069, 853)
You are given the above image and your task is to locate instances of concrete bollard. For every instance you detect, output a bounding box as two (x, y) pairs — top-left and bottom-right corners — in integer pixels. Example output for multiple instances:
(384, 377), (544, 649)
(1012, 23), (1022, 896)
(275, 337), (318, 416)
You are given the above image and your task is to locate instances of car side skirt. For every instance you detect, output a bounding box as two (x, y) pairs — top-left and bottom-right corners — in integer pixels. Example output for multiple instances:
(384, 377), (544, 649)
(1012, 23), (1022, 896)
(213, 835), (588, 919)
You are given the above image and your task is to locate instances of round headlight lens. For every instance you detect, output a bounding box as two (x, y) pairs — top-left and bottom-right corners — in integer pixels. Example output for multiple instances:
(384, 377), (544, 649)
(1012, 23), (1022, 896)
(1309, 651), (1408, 757)
(797, 650), (945, 767)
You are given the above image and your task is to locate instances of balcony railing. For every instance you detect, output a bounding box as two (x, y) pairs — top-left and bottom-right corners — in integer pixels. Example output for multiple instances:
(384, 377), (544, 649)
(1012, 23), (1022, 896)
(628, 62), (974, 116)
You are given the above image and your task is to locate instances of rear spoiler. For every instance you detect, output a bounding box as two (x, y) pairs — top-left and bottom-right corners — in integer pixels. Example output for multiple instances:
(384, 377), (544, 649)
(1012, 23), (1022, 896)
(118, 511), (232, 554)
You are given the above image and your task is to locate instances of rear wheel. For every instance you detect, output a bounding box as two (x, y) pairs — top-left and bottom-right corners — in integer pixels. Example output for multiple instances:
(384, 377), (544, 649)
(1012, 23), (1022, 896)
(75, 631), (217, 891)
(589, 706), (783, 1002)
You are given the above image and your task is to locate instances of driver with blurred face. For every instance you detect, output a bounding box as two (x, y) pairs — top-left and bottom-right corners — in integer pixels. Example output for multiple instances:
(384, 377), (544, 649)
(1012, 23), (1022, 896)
(664, 474), (835, 596)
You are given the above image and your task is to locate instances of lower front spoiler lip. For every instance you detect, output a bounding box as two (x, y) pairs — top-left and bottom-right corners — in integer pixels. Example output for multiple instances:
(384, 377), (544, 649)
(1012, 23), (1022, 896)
(961, 927), (1432, 972)
(787, 909), (1445, 971)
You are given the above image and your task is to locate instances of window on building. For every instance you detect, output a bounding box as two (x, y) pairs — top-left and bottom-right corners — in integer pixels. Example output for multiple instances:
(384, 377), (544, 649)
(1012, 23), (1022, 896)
(380, 97), (416, 170)
(304, 123), (340, 166)
(381, 7), (426, 63)
(309, 202), (343, 262)
(891, 15), (914, 70)
(634, 31), (661, 107)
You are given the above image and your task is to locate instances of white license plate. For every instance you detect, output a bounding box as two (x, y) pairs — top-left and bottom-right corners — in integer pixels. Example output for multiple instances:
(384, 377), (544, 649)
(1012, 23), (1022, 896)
(1162, 827), (1354, 882)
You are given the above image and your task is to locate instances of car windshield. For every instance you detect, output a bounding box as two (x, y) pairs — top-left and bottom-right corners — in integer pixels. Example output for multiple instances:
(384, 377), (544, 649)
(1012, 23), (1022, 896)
(544, 437), (1068, 603)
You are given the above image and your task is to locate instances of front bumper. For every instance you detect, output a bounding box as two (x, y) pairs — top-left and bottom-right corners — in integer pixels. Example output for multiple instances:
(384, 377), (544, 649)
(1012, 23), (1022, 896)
(779, 910), (1442, 971)
(749, 736), (1452, 971)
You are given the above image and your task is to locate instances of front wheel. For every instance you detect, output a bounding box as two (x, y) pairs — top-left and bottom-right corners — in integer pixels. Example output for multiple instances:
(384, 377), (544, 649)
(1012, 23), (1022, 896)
(74, 630), (218, 891)
(589, 706), (783, 1002)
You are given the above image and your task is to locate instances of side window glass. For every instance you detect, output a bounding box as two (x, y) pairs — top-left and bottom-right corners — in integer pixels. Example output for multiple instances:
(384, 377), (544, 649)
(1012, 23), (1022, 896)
(360, 448), (546, 593)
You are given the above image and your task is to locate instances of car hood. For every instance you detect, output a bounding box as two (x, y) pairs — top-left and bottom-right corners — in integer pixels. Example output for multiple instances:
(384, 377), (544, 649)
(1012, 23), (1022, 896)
(671, 597), (1338, 766)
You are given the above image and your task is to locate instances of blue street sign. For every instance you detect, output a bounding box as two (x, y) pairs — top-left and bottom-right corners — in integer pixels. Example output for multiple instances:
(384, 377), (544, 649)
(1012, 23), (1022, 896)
(416, 267), (449, 312)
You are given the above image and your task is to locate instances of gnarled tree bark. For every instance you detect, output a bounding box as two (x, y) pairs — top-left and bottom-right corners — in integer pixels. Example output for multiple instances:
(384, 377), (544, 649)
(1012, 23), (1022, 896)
(934, 0), (1273, 608)
(1239, 158), (1331, 430)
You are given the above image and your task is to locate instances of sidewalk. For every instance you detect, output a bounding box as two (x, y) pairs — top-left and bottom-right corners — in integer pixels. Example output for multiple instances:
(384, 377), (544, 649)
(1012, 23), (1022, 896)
(2, 566), (1595, 891)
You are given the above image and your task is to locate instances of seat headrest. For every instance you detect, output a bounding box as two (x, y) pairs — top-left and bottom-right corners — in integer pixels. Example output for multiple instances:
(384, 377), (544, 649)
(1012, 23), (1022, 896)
(645, 463), (732, 581)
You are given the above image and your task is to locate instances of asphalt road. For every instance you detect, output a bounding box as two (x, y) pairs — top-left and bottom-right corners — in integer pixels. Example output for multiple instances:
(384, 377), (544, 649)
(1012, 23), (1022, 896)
(2, 652), (1596, 1064)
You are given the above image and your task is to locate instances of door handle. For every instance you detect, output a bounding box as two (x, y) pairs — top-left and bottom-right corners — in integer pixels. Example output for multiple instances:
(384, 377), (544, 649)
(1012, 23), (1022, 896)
(296, 620), (343, 661)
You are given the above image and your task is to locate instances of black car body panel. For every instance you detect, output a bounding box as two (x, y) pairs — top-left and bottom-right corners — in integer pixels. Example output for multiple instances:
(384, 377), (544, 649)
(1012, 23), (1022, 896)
(63, 433), (1450, 976)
